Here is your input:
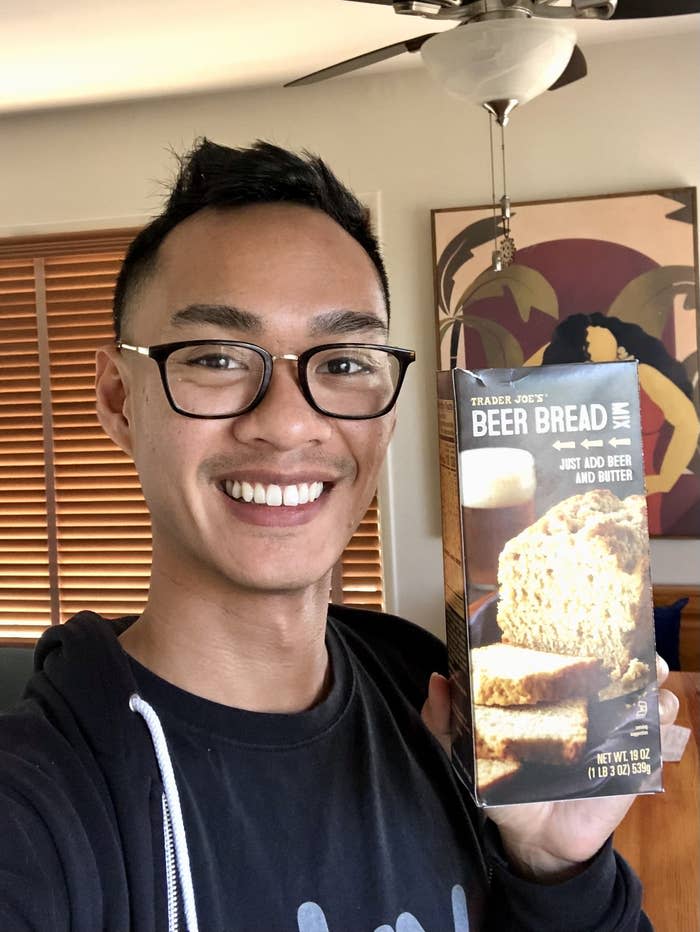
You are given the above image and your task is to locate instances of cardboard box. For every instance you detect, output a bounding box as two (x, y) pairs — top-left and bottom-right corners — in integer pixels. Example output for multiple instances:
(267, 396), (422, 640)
(436, 361), (662, 806)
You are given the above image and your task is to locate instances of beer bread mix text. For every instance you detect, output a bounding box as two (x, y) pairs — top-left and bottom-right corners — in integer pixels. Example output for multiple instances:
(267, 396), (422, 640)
(437, 361), (662, 806)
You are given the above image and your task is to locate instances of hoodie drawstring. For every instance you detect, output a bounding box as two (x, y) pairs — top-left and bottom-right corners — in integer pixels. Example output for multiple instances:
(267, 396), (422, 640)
(129, 693), (200, 932)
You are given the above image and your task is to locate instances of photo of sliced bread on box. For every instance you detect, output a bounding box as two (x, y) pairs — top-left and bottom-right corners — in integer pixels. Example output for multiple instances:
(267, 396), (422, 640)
(471, 643), (603, 707)
(496, 489), (653, 700)
(474, 698), (589, 766)
(476, 758), (522, 794)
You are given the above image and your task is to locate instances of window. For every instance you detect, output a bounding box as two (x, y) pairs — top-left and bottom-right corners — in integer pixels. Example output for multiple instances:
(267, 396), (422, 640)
(0, 229), (384, 643)
(331, 493), (384, 612)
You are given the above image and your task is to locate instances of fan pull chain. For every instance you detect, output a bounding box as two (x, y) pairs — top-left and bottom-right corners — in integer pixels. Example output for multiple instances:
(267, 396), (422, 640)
(489, 116), (516, 271)
(488, 112), (500, 269)
(499, 121), (516, 267)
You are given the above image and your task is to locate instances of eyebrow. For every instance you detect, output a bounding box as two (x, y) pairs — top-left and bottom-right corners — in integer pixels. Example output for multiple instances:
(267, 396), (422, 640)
(169, 304), (388, 338)
(170, 304), (262, 333)
(307, 310), (388, 338)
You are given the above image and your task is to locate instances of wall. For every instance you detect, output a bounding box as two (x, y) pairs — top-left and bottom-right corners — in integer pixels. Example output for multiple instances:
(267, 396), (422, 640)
(1, 29), (699, 637)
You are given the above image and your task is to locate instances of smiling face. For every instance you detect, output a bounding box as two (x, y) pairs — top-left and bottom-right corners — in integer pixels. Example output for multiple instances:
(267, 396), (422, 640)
(96, 203), (395, 597)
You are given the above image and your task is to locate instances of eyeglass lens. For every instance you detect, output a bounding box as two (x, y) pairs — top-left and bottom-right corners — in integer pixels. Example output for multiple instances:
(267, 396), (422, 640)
(165, 343), (401, 417)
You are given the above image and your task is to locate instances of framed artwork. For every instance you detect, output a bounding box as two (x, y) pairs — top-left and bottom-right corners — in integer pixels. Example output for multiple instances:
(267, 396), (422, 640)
(431, 188), (700, 538)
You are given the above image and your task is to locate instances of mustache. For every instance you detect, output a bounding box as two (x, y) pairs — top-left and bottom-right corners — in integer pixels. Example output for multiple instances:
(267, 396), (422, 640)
(199, 453), (356, 480)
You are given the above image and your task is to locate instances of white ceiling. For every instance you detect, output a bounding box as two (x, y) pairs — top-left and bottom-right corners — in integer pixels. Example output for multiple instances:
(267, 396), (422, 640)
(1, 0), (698, 115)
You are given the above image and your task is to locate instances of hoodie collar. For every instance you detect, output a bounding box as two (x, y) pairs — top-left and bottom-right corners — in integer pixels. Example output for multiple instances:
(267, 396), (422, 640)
(31, 611), (145, 763)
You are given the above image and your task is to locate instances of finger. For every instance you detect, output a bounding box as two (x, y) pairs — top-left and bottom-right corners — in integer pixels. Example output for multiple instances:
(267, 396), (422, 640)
(421, 673), (452, 755)
(656, 653), (669, 687)
(658, 686), (680, 726)
(421, 673), (450, 732)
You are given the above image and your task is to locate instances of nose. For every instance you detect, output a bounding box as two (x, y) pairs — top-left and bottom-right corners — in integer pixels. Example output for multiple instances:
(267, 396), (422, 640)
(230, 356), (333, 450)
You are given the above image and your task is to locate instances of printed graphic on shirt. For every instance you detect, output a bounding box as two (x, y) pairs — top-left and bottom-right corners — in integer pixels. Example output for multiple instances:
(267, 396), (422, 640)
(296, 884), (470, 932)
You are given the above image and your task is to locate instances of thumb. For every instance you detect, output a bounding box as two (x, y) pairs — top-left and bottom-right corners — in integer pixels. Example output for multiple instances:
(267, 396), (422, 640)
(421, 672), (452, 756)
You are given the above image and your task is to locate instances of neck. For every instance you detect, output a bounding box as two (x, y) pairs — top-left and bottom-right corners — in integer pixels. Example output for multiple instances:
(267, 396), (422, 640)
(119, 560), (333, 713)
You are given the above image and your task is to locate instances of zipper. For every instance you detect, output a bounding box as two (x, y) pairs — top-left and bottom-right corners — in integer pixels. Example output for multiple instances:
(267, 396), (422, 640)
(162, 793), (180, 932)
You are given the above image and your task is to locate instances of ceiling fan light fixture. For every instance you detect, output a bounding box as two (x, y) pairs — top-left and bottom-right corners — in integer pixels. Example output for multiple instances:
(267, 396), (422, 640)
(420, 18), (577, 110)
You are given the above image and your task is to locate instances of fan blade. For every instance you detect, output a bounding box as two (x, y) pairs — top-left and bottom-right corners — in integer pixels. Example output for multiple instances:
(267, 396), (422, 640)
(612, 0), (700, 16)
(548, 45), (587, 91)
(285, 34), (436, 87)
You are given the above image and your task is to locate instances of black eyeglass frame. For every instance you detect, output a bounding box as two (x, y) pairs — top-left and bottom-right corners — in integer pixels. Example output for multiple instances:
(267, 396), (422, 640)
(116, 339), (416, 420)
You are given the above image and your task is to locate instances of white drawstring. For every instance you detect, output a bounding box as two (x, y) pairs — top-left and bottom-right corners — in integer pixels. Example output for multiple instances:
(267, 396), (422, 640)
(130, 693), (200, 932)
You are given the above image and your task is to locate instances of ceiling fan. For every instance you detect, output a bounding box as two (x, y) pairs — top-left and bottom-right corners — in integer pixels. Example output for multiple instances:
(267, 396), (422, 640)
(288, 0), (699, 270)
(287, 1), (700, 124)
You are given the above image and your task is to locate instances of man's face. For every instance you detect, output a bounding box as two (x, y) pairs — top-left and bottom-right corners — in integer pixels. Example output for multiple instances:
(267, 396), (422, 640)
(99, 204), (395, 595)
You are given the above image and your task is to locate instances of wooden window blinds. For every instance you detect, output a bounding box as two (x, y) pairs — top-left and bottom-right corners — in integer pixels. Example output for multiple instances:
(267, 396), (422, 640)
(0, 229), (384, 643)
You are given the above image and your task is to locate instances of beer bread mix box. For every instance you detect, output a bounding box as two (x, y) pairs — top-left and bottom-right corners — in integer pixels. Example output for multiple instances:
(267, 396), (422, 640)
(436, 360), (662, 806)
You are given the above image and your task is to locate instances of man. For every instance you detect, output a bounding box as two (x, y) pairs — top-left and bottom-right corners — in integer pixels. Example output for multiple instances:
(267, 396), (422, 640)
(0, 139), (677, 931)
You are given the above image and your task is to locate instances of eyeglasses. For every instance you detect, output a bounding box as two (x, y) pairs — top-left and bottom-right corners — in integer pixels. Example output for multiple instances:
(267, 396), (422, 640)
(116, 340), (416, 420)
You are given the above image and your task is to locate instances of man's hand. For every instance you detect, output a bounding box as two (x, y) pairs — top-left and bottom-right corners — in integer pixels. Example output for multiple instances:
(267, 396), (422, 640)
(421, 655), (679, 883)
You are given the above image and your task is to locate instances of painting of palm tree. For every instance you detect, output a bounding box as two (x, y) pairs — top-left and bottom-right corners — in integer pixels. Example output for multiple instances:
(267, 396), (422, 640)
(432, 188), (700, 538)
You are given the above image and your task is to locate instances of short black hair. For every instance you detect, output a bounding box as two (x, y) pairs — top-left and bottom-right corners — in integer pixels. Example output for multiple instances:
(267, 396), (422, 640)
(113, 138), (390, 339)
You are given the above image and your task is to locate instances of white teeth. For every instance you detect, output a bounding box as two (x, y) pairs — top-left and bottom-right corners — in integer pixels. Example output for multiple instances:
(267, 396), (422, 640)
(223, 479), (325, 507)
(266, 484), (282, 507)
(283, 485), (300, 506)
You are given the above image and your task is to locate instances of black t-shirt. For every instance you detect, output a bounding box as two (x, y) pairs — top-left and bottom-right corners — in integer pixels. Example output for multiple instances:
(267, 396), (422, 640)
(0, 607), (648, 931)
(127, 611), (488, 932)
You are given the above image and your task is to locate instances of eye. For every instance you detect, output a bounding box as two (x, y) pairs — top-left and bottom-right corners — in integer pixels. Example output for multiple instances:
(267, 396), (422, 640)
(316, 355), (372, 376)
(186, 353), (246, 370)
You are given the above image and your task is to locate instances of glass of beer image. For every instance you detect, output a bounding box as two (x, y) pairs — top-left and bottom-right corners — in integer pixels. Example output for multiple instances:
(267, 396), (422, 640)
(459, 448), (536, 589)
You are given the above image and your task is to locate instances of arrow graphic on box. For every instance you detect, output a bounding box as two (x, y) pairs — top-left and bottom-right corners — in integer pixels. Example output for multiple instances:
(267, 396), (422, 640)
(581, 439), (604, 449)
(553, 440), (576, 450)
(609, 437), (632, 447)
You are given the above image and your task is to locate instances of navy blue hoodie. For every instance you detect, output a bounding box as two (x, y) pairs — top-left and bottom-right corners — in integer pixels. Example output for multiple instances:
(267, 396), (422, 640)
(0, 607), (648, 931)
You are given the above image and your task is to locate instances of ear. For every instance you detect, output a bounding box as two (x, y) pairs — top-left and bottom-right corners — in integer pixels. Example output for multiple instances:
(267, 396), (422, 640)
(95, 345), (134, 457)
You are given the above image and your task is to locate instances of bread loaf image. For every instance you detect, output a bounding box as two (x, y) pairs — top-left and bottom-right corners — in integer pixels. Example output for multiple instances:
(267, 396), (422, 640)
(474, 698), (589, 765)
(471, 643), (603, 706)
(496, 490), (652, 699)
(476, 758), (522, 793)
